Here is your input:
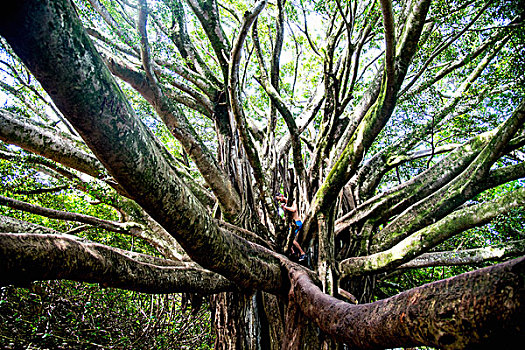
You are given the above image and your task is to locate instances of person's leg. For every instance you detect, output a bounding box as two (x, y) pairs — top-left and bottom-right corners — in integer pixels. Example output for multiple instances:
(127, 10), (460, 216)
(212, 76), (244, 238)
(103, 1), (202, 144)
(293, 240), (305, 255)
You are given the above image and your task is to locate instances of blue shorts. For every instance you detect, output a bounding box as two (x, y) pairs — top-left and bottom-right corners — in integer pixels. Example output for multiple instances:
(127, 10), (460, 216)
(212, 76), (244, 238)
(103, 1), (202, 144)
(294, 221), (303, 236)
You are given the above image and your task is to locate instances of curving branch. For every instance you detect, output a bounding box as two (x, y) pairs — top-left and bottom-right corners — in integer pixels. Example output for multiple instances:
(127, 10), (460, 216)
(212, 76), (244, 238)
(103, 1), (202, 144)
(85, 26), (138, 60)
(338, 13), (379, 112)
(0, 214), (189, 260)
(0, 147), (75, 179)
(0, 109), (106, 179)
(355, 34), (515, 201)
(87, 23), (218, 100)
(0, 195), (144, 235)
(369, 99), (525, 249)
(87, 0), (139, 53)
(136, 0), (217, 115)
(0, 233), (236, 294)
(305, 0), (432, 232)
(340, 185), (525, 277)
(352, 3), (497, 200)
(289, 256), (525, 348)
(228, 0), (276, 216)
(166, 0), (222, 88)
(397, 240), (525, 270)
(103, 59), (241, 218)
(137, 0), (159, 91)
(0, 108), (215, 207)
(250, 1), (307, 188)
(398, 1), (492, 97)
(253, 70), (307, 186)
(400, 30), (512, 100)
(379, 0), (395, 89)
(337, 124), (525, 234)
(164, 76), (215, 116)
(275, 89), (325, 159)
(104, 57), (213, 116)
(217, 219), (274, 250)
(335, 141), (525, 242)
(185, 0), (231, 79)
(0, 0), (283, 293)
(3, 193), (190, 262)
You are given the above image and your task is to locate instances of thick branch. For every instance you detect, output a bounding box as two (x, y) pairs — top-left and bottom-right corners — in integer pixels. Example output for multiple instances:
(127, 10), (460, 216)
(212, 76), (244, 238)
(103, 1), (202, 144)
(302, 0), (431, 241)
(137, 0), (158, 88)
(289, 257), (525, 348)
(0, 109), (105, 179)
(0, 233), (236, 294)
(356, 33), (512, 199)
(0, 198), (187, 261)
(371, 100), (525, 249)
(335, 132), (493, 235)
(185, 0), (231, 79)
(379, 0), (395, 87)
(398, 240), (525, 269)
(340, 185), (525, 277)
(88, 24), (218, 100)
(0, 0), (283, 292)
(167, 0), (222, 87)
(254, 76), (306, 185)
(104, 58), (241, 218)
(0, 107), (214, 206)
(338, 125), (525, 241)
(228, 0), (276, 215)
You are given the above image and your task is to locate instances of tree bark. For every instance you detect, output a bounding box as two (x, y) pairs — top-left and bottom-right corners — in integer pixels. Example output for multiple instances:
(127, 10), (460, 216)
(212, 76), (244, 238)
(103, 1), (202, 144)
(212, 292), (266, 350)
(0, 233), (236, 294)
(289, 257), (525, 349)
(0, 0), (285, 294)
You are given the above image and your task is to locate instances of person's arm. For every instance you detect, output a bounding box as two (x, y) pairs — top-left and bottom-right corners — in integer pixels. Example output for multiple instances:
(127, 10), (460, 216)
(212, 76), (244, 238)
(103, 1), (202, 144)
(282, 202), (297, 213)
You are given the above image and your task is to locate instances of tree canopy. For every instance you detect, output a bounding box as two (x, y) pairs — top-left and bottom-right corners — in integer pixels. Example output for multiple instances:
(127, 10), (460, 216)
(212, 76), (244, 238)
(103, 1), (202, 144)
(0, 0), (524, 348)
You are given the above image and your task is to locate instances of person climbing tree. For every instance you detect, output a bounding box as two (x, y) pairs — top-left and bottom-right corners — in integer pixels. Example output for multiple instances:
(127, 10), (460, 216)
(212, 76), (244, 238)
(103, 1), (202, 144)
(275, 193), (307, 262)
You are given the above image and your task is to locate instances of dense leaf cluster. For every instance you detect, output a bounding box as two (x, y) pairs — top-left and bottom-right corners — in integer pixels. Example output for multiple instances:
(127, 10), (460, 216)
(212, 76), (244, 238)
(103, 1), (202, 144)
(0, 282), (213, 349)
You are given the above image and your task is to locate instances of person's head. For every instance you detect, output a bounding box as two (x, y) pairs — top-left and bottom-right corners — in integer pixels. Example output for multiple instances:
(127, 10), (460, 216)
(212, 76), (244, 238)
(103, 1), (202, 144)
(275, 193), (286, 203)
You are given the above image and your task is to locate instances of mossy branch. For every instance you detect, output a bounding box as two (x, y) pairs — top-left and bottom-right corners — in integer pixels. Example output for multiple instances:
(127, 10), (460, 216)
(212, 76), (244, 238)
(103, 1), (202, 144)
(340, 185), (525, 277)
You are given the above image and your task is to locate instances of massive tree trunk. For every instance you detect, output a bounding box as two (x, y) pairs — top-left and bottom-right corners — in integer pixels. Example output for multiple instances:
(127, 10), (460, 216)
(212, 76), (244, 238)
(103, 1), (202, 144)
(0, 0), (524, 348)
(212, 292), (263, 350)
(212, 292), (329, 350)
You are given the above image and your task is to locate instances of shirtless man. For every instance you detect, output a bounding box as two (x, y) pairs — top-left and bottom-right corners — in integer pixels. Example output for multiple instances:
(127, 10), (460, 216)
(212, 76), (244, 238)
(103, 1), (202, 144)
(275, 194), (307, 261)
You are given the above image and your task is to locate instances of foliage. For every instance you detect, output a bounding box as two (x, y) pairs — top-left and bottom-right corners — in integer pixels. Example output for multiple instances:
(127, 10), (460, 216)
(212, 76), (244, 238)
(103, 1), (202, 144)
(0, 282), (214, 349)
(0, 150), (214, 348)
